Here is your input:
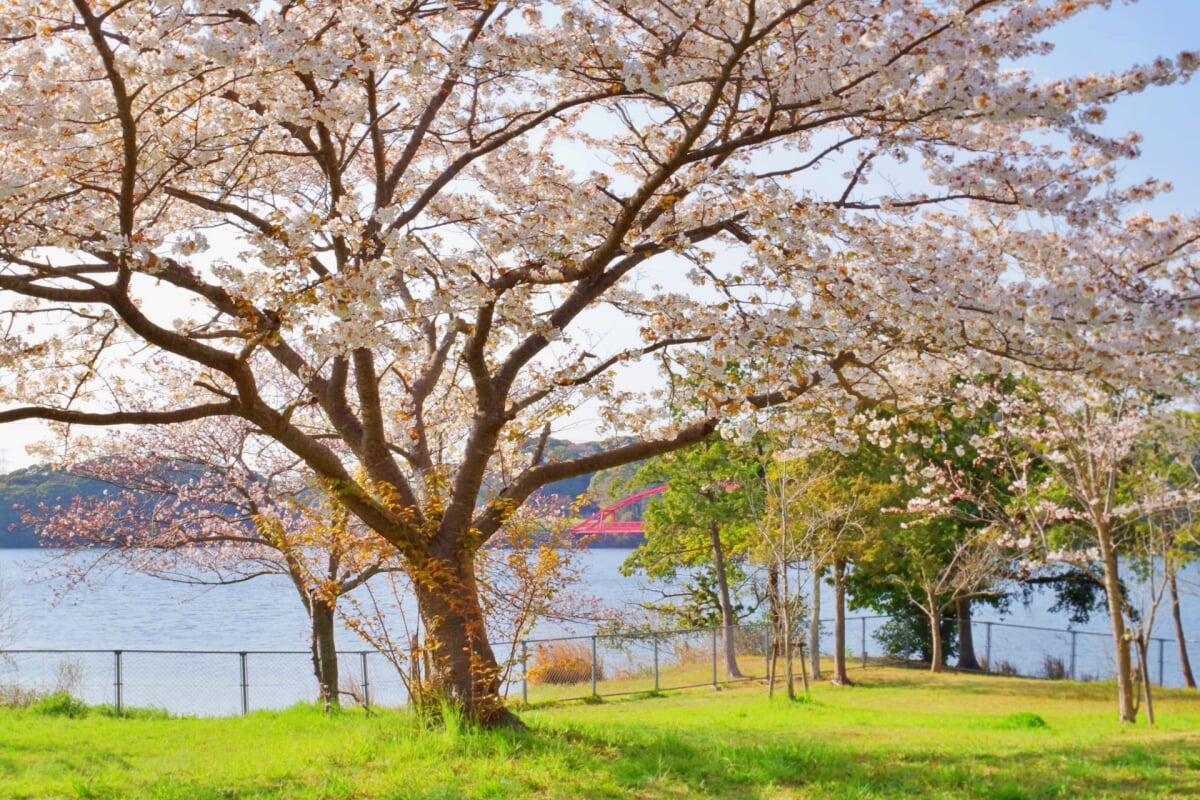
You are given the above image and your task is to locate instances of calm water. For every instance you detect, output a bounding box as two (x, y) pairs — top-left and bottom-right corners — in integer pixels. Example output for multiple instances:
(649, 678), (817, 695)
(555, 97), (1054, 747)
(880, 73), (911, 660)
(1, 547), (1196, 652)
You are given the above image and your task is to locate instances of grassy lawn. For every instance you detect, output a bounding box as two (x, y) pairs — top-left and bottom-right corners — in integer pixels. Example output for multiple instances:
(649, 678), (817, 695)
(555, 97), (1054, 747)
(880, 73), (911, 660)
(1, 667), (1197, 799)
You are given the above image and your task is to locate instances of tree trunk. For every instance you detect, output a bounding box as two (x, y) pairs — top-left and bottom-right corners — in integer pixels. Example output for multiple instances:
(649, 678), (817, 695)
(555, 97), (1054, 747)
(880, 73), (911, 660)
(1098, 531), (1137, 722)
(780, 559), (796, 699)
(927, 592), (944, 673)
(1169, 569), (1197, 690)
(708, 521), (743, 679)
(1136, 634), (1155, 727)
(311, 597), (340, 710)
(767, 563), (780, 699)
(955, 597), (980, 671)
(809, 565), (822, 680)
(831, 558), (851, 685)
(412, 550), (522, 728)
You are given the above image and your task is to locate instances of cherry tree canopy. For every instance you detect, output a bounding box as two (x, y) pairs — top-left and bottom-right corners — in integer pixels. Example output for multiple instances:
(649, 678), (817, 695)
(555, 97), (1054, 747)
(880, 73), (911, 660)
(0, 0), (1197, 722)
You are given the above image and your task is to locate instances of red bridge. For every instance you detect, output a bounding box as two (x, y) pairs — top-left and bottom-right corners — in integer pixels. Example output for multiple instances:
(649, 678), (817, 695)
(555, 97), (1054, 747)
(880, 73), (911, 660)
(569, 485), (666, 536)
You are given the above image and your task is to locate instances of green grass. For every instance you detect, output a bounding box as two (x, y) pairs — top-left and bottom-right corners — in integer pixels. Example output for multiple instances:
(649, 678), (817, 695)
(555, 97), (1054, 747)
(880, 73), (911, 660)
(1, 668), (1198, 799)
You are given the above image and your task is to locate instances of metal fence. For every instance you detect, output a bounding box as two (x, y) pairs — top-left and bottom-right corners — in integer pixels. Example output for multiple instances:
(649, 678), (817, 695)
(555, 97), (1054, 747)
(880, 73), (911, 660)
(2, 616), (1195, 716)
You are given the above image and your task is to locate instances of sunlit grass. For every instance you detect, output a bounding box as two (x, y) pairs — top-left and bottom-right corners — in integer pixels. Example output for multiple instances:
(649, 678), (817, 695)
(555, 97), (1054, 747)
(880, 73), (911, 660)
(1, 666), (1197, 799)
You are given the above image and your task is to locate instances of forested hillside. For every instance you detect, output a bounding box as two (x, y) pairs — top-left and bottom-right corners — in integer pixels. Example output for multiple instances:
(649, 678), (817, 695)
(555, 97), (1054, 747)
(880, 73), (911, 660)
(0, 437), (622, 548)
(0, 467), (115, 547)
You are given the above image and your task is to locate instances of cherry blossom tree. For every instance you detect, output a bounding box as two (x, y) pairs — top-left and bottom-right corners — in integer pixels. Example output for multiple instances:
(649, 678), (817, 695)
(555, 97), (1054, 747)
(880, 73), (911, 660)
(922, 379), (1200, 722)
(0, 1), (1197, 724)
(34, 419), (395, 710)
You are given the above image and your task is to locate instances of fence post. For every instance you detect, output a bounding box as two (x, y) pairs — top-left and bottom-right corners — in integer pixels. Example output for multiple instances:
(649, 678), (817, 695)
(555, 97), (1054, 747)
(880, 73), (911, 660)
(590, 636), (598, 698)
(861, 618), (867, 670)
(984, 623), (993, 673)
(654, 634), (660, 693)
(1157, 638), (1165, 687)
(520, 641), (528, 705)
(114, 650), (123, 714)
(1070, 631), (1078, 681)
(239, 652), (249, 716)
(360, 651), (370, 710)
(711, 627), (718, 688)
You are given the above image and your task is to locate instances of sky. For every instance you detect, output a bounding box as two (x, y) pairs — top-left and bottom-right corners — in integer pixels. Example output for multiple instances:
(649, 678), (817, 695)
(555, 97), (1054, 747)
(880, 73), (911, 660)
(1, 0), (1198, 472)
(1030, 0), (1200, 215)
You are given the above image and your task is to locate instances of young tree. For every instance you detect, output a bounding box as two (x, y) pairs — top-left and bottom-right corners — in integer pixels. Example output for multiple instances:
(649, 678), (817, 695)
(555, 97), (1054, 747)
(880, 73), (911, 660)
(35, 420), (394, 709)
(783, 444), (899, 685)
(620, 439), (759, 678)
(0, 1), (1196, 724)
(959, 380), (1199, 722)
(1147, 412), (1200, 690)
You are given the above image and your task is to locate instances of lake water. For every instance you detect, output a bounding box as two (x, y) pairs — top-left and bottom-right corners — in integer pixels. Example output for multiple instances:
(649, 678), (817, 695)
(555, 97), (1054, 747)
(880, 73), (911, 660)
(1, 546), (1198, 709)
(0, 547), (670, 651)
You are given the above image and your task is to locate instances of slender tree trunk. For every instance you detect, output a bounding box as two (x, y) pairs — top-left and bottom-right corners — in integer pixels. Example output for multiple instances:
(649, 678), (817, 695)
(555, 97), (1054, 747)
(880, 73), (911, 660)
(1098, 530), (1138, 723)
(1136, 635), (1155, 727)
(809, 565), (823, 680)
(708, 521), (743, 679)
(412, 550), (522, 728)
(831, 558), (851, 685)
(767, 563), (780, 698)
(927, 592), (944, 673)
(781, 559), (796, 699)
(311, 598), (340, 711)
(955, 597), (980, 671)
(1169, 570), (1197, 689)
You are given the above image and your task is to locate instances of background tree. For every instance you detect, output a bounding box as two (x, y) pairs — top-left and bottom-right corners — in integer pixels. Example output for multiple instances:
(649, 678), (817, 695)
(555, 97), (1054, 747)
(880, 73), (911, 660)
(0, 1), (1196, 724)
(35, 420), (394, 709)
(961, 379), (1199, 722)
(776, 441), (900, 685)
(1144, 411), (1200, 690)
(620, 439), (759, 679)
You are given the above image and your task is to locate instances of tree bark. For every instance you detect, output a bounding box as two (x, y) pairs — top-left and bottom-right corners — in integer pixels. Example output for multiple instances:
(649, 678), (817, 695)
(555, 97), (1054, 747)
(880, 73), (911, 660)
(1098, 529), (1138, 722)
(831, 558), (851, 685)
(927, 591), (945, 673)
(708, 520), (743, 679)
(311, 598), (340, 710)
(412, 550), (523, 728)
(1136, 635), (1156, 727)
(1169, 569), (1197, 689)
(809, 565), (823, 680)
(767, 563), (780, 699)
(955, 597), (980, 671)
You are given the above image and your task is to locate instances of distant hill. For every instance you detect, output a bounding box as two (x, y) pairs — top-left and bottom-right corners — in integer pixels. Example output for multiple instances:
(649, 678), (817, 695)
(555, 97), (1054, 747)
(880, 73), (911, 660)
(0, 439), (642, 547)
(0, 466), (115, 547)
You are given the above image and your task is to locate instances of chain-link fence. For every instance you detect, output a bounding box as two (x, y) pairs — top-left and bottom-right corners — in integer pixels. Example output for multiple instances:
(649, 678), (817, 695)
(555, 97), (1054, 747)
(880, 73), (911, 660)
(2, 616), (1195, 715)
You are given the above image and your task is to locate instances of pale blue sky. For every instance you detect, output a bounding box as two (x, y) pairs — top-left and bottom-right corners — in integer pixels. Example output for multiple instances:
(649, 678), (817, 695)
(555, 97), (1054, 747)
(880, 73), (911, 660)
(1035, 0), (1200, 214)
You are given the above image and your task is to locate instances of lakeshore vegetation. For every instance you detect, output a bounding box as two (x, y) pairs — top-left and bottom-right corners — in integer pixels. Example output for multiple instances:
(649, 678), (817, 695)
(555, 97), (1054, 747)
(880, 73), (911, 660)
(1, 667), (1198, 800)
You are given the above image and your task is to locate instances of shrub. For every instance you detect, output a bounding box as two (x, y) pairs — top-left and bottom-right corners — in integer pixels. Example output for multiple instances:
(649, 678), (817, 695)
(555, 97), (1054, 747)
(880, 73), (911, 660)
(1042, 656), (1068, 681)
(1000, 712), (1048, 730)
(31, 691), (89, 718)
(0, 683), (44, 709)
(94, 703), (171, 720)
(989, 659), (1020, 677)
(525, 642), (603, 686)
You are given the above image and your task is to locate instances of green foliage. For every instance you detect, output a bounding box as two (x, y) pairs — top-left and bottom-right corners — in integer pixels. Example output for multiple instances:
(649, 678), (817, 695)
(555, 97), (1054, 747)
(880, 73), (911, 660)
(998, 711), (1049, 730)
(619, 440), (761, 624)
(94, 703), (172, 720)
(30, 691), (90, 718)
(871, 605), (956, 664)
